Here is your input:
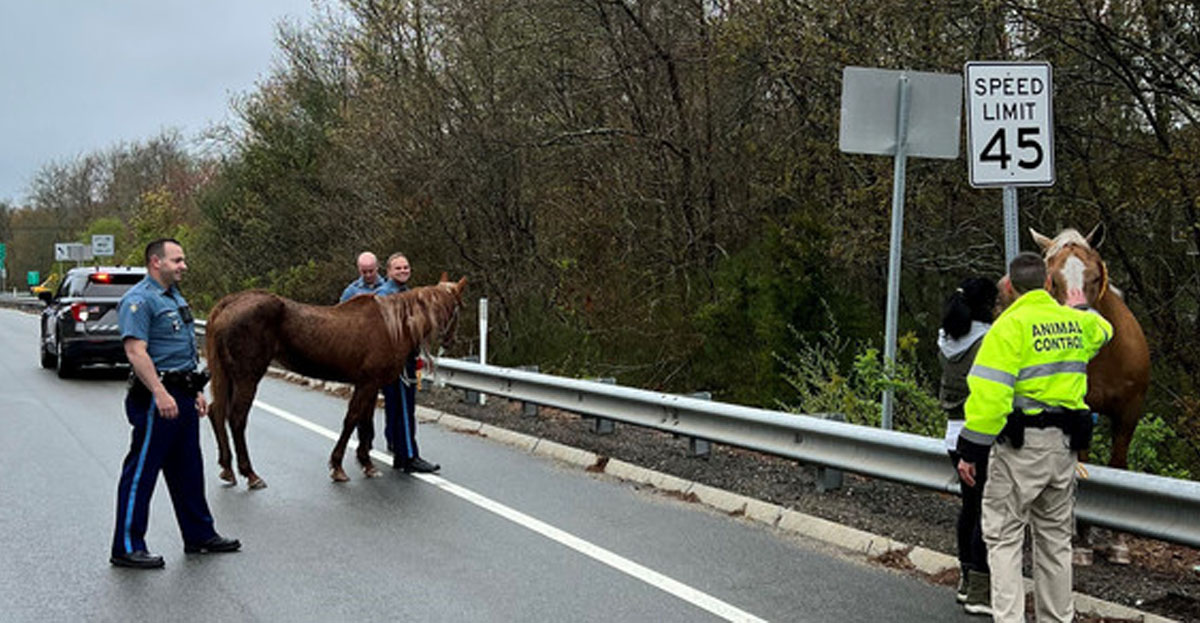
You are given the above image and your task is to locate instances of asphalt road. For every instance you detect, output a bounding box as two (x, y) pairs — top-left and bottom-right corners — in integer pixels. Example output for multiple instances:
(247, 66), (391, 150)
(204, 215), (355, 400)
(0, 307), (978, 622)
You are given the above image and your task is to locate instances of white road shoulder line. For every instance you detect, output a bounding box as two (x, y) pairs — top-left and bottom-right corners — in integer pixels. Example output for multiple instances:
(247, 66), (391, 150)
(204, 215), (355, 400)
(252, 399), (767, 623)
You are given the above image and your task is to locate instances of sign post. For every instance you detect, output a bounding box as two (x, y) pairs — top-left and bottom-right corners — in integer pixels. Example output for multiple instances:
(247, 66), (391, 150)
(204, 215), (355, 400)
(478, 297), (488, 406)
(840, 67), (962, 429)
(965, 61), (1055, 265)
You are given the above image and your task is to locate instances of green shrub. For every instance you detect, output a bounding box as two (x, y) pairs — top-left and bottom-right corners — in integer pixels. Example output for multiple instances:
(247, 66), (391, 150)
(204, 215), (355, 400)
(776, 313), (942, 437)
(1088, 414), (1194, 479)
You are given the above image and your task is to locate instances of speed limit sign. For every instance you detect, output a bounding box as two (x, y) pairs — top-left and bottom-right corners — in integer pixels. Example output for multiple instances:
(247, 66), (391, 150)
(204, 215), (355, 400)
(965, 62), (1054, 187)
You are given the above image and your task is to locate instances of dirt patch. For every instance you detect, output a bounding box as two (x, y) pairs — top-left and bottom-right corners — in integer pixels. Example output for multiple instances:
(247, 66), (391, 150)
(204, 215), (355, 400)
(418, 385), (1200, 622)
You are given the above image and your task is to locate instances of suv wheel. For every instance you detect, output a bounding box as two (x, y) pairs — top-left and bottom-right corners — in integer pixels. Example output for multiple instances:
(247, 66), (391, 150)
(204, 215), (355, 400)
(55, 341), (75, 379)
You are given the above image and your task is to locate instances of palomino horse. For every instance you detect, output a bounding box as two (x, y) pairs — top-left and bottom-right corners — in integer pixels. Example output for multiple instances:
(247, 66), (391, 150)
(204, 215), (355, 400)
(1031, 227), (1150, 565)
(1030, 227), (1150, 469)
(205, 275), (466, 488)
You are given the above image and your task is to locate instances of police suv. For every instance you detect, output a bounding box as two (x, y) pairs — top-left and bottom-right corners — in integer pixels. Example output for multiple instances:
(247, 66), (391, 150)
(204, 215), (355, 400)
(38, 265), (147, 378)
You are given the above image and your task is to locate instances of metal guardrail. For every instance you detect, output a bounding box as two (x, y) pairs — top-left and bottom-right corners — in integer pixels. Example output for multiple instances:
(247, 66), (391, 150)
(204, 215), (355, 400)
(430, 358), (1200, 549)
(194, 318), (1200, 548)
(0, 295), (46, 312)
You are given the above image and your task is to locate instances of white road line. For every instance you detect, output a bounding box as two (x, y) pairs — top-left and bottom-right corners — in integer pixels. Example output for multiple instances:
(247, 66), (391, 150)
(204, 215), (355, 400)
(252, 399), (767, 623)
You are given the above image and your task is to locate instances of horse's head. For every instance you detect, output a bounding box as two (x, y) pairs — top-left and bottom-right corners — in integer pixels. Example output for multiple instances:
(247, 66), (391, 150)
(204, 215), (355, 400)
(1030, 226), (1109, 308)
(433, 273), (467, 344)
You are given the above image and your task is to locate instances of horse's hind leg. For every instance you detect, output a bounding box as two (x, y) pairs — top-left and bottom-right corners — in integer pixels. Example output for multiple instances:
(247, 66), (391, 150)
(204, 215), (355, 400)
(1108, 408), (1140, 471)
(229, 383), (267, 489)
(330, 386), (378, 482)
(356, 400), (380, 478)
(208, 399), (235, 486)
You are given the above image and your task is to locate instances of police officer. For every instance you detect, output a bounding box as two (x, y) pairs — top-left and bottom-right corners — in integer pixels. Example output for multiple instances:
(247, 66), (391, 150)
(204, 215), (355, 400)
(956, 252), (1111, 623)
(377, 252), (439, 473)
(339, 251), (386, 302)
(111, 238), (240, 569)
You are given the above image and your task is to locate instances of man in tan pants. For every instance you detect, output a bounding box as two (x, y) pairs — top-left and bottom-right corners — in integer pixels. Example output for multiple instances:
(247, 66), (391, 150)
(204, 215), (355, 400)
(956, 253), (1112, 622)
(982, 428), (1077, 621)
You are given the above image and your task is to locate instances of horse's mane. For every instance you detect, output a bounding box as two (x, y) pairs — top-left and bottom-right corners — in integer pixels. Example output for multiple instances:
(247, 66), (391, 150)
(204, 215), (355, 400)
(374, 282), (460, 359)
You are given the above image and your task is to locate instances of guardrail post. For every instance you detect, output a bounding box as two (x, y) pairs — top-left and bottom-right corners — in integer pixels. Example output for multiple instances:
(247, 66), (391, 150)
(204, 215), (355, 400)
(461, 355), (480, 404)
(588, 377), (616, 434)
(815, 413), (846, 492)
(517, 365), (540, 417)
(686, 391), (712, 459)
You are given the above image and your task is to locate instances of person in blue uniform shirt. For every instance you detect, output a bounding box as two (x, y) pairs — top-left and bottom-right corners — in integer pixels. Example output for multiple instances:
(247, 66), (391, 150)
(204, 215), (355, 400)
(339, 251), (386, 302)
(110, 238), (240, 569)
(377, 252), (439, 473)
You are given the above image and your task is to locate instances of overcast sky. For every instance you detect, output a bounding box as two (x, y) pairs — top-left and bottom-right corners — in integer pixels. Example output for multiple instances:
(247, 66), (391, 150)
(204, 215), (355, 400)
(0, 0), (320, 204)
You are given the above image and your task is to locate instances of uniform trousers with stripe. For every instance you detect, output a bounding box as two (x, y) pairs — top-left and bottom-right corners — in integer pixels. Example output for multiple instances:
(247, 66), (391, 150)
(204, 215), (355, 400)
(982, 427), (1076, 623)
(112, 383), (217, 556)
(382, 357), (419, 460)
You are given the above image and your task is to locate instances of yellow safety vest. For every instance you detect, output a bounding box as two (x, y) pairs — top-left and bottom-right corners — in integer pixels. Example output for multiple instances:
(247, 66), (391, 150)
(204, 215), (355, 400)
(960, 289), (1112, 446)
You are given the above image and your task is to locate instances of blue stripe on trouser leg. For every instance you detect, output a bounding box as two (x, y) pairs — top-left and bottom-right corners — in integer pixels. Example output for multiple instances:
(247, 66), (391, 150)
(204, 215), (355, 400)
(114, 394), (162, 555)
(399, 379), (417, 458)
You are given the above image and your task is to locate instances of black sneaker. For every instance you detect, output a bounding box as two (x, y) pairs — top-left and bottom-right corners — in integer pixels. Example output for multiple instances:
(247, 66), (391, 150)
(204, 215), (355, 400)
(402, 457), (440, 473)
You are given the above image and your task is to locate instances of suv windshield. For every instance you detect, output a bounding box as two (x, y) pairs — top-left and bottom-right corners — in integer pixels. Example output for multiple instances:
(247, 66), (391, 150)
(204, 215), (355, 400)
(81, 273), (143, 297)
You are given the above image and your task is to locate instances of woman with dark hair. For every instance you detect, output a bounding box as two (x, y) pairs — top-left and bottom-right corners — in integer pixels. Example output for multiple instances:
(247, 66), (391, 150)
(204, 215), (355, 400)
(938, 276), (998, 616)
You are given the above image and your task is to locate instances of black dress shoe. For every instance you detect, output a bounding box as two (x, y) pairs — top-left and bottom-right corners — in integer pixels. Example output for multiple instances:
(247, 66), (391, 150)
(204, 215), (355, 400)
(110, 550), (165, 569)
(401, 457), (440, 473)
(184, 535), (241, 554)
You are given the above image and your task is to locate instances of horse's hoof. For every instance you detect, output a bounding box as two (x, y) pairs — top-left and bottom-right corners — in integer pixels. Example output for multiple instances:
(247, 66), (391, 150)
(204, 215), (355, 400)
(363, 466), (381, 478)
(247, 477), (267, 490)
(1072, 547), (1093, 566)
(1107, 544), (1131, 565)
(330, 468), (350, 483)
(219, 469), (236, 485)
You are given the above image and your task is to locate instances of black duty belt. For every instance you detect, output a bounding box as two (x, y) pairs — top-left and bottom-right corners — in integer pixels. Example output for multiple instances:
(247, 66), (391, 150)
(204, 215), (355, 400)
(999, 408), (1093, 452)
(1021, 412), (1068, 429)
(129, 369), (210, 394)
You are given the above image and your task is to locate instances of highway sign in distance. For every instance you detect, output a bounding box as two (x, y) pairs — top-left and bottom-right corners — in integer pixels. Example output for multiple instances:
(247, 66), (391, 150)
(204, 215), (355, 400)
(965, 61), (1055, 188)
(54, 242), (90, 262)
(92, 234), (115, 256)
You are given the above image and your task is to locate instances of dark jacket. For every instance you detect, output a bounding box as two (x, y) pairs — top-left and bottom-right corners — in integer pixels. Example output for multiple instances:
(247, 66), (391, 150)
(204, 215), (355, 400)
(938, 321), (990, 418)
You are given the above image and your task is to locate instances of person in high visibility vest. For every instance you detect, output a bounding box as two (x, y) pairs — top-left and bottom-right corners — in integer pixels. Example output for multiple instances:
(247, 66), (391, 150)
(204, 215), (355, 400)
(956, 252), (1112, 623)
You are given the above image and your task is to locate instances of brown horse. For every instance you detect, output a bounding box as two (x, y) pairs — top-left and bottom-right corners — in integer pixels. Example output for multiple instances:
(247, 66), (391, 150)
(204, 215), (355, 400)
(205, 275), (466, 488)
(1030, 226), (1150, 469)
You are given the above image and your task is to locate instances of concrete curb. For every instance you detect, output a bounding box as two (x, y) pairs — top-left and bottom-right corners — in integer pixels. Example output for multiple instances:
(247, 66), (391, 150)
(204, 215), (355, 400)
(270, 368), (1179, 623)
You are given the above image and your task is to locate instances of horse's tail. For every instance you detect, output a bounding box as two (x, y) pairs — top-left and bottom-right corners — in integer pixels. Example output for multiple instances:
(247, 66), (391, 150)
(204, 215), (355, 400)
(204, 297), (234, 433)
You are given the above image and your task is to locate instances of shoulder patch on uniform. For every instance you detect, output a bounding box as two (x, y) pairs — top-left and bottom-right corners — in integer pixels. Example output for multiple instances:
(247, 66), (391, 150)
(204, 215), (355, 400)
(129, 303), (139, 313)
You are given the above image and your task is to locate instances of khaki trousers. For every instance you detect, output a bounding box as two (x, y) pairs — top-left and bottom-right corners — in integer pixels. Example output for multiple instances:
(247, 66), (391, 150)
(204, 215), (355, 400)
(981, 428), (1076, 623)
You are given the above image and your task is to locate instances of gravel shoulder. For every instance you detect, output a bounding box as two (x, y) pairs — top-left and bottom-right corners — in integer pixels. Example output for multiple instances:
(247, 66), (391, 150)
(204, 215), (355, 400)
(416, 385), (1200, 623)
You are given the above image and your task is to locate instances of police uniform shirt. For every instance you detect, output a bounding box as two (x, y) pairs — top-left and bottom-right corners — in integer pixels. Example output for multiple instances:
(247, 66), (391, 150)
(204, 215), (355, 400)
(339, 276), (387, 302)
(376, 279), (410, 296)
(118, 275), (197, 372)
